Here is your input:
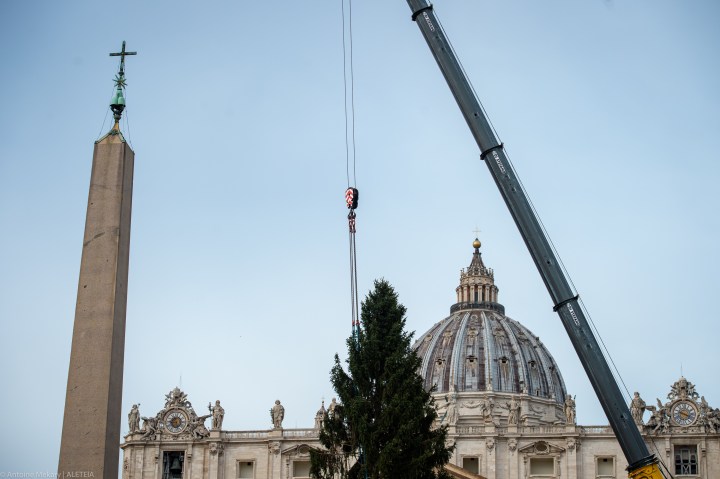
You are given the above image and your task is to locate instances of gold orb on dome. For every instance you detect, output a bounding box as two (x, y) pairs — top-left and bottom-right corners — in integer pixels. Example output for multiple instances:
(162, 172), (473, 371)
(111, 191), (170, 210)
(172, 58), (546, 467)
(473, 238), (481, 249)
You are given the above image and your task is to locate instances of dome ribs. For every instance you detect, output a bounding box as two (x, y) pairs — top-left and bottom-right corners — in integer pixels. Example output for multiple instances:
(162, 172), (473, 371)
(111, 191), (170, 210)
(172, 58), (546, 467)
(452, 313), (470, 392)
(494, 313), (521, 394)
(415, 306), (567, 402)
(412, 239), (568, 430)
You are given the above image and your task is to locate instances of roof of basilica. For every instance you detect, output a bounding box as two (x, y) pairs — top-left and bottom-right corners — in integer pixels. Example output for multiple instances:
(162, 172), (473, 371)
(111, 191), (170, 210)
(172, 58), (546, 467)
(413, 240), (567, 404)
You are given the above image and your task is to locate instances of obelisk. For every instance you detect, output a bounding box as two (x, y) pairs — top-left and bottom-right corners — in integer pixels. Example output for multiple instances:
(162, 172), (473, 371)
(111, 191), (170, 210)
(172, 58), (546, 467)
(59, 42), (136, 479)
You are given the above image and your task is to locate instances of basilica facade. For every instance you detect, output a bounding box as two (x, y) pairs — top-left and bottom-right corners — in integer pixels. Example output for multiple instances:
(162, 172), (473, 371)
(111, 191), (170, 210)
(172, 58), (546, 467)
(121, 241), (720, 479)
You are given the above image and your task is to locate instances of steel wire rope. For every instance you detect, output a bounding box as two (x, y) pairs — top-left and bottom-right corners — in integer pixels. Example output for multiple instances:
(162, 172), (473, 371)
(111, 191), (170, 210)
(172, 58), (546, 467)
(421, 23), (649, 469)
(349, 228), (355, 328)
(349, 220), (360, 338)
(123, 90), (134, 149)
(341, 0), (358, 189)
(435, 11), (668, 478)
(507, 152), (635, 403)
(648, 436), (674, 479)
(504, 124), (636, 407)
(96, 84), (115, 139)
(341, 2), (366, 478)
(352, 232), (360, 337)
(501, 145), (634, 405)
(436, 9), (635, 409)
(348, 0), (357, 188)
(341, 0), (361, 340)
(491, 67), (659, 479)
(435, 16), (502, 159)
(341, 0), (350, 188)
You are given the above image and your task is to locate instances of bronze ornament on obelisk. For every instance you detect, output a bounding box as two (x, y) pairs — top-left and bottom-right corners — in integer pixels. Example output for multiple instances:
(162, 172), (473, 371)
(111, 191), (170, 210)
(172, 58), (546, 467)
(58, 42), (136, 479)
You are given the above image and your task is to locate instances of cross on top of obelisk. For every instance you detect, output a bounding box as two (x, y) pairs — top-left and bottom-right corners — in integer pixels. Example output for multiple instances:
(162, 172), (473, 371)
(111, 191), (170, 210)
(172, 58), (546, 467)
(108, 41), (137, 130)
(109, 41), (136, 77)
(473, 227), (481, 238)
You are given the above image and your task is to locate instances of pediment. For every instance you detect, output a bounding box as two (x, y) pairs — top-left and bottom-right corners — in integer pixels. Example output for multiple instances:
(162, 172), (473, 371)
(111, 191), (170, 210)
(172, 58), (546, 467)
(518, 440), (565, 455)
(282, 443), (312, 457)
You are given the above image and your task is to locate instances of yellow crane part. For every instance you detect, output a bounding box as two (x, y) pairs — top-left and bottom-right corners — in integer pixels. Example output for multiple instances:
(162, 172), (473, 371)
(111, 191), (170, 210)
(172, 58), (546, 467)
(627, 462), (664, 479)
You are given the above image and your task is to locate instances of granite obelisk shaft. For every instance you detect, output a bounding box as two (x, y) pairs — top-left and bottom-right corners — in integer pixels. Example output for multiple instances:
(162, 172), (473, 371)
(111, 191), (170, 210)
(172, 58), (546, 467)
(59, 132), (134, 478)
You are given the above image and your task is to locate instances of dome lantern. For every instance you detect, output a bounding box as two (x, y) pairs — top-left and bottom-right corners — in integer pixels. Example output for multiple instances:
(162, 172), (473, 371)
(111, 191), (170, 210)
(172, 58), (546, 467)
(454, 238), (500, 313)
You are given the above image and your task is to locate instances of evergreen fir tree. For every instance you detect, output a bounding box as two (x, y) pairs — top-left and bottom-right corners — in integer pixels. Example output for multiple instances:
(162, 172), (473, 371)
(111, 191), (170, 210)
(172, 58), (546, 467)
(310, 279), (454, 479)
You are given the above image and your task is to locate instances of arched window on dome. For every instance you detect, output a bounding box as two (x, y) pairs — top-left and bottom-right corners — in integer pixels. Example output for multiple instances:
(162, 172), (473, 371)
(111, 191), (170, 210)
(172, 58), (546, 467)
(465, 356), (478, 390)
(432, 358), (446, 390)
(497, 356), (510, 392)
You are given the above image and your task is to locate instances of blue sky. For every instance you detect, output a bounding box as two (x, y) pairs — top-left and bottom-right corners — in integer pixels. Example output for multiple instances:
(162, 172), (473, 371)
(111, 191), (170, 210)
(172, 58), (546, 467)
(1, 0), (719, 472)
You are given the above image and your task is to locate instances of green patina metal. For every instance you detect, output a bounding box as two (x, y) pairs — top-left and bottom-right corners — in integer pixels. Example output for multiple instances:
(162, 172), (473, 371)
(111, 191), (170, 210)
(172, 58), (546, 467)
(108, 41), (136, 126)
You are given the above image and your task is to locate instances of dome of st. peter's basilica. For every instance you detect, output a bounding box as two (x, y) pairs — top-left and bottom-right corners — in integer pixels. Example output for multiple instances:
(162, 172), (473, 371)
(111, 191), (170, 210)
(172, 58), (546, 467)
(413, 239), (568, 426)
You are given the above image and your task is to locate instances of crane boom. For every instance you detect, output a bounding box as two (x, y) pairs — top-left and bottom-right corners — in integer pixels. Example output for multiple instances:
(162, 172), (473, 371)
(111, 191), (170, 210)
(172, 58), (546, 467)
(406, 1), (662, 477)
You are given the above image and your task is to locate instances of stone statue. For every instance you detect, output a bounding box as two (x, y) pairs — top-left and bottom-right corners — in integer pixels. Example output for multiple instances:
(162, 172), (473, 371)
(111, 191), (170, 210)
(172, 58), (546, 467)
(271, 400), (285, 428)
(481, 397), (497, 425)
(209, 400), (224, 430)
(128, 404), (140, 432)
(668, 376), (698, 402)
(655, 409), (669, 434)
(466, 357), (478, 380)
(645, 405), (658, 427)
(328, 398), (337, 418)
(188, 413), (211, 439)
(700, 396), (709, 414)
(164, 387), (189, 408)
(648, 399), (669, 434)
(448, 395), (459, 426)
(676, 377), (689, 397)
(699, 395), (711, 430)
(564, 395), (576, 424)
(466, 329), (477, 351)
(140, 416), (157, 441)
(707, 408), (720, 434)
(433, 358), (445, 388)
(441, 392), (459, 426)
(630, 392), (646, 425)
(314, 401), (327, 430)
(506, 396), (520, 425)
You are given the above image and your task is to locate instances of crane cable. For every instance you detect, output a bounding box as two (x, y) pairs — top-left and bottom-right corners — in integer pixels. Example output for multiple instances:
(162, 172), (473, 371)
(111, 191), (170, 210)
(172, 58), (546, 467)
(436, 1), (638, 416)
(341, 0), (360, 341)
(435, 14), (674, 478)
(342, 0), (358, 189)
(347, 189), (359, 338)
(341, 2), (367, 477)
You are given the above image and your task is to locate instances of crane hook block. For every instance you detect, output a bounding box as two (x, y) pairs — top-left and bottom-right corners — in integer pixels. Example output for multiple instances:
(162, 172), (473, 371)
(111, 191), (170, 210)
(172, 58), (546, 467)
(345, 187), (359, 210)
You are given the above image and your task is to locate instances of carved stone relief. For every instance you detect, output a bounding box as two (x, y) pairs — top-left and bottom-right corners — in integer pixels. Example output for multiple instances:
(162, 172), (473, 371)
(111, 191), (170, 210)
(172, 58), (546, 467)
(269, 442), (281, 455)
(127, 388), (215, 441)
(643, 377), (717, 434)
(209, 442), (224, 456)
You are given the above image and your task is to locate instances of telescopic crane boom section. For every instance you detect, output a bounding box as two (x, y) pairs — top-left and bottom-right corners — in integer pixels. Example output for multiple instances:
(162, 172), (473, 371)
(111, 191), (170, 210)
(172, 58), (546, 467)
(405, 1), (663, 478)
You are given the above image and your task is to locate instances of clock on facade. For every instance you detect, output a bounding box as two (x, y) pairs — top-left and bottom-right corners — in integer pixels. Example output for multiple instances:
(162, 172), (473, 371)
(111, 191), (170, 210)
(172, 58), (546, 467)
(164, 409), (189, 433)
(671, 401), (698, 426)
